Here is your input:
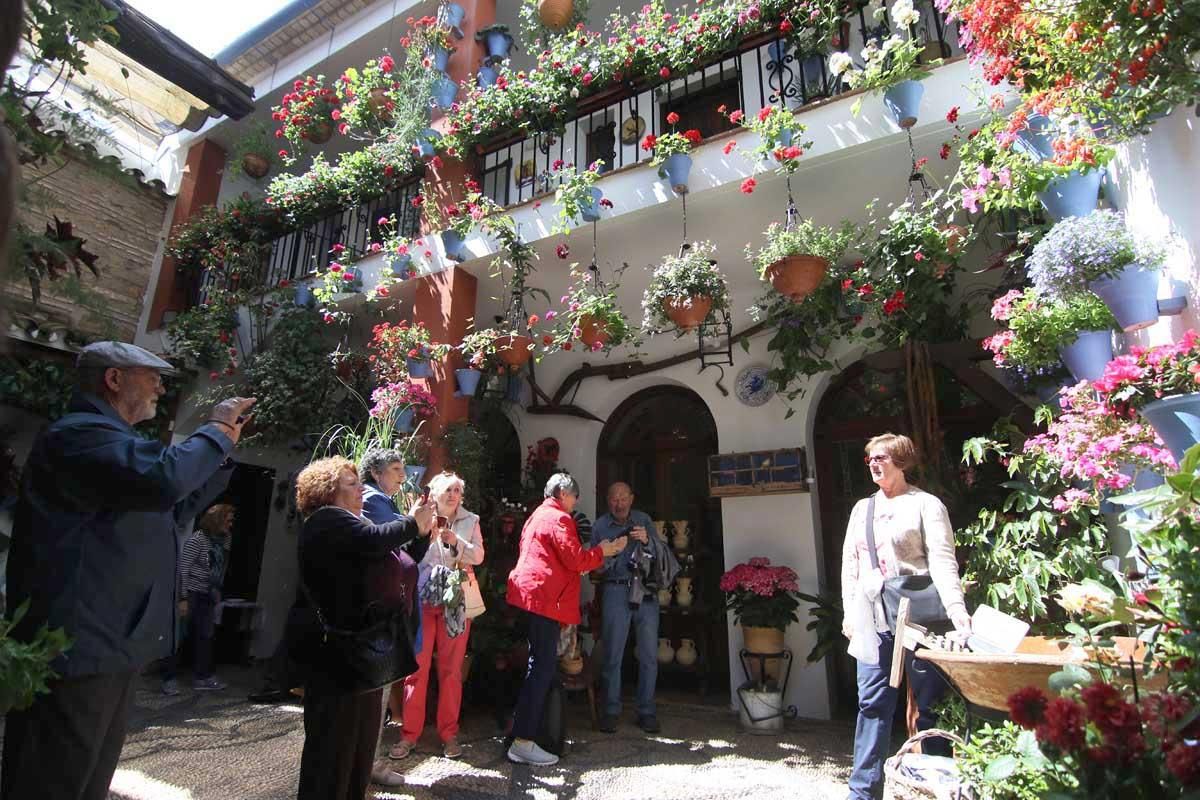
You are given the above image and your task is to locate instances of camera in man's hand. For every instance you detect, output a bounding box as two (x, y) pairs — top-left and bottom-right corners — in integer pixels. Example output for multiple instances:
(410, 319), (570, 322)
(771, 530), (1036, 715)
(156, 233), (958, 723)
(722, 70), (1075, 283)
(627, 539), (658, 591)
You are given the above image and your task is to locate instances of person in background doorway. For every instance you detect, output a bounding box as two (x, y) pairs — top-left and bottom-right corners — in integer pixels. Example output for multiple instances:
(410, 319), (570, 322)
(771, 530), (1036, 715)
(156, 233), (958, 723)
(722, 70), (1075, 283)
(505, 473), (626, 766)
(162, 503), (236, 694)
(591, 481), (663, 734)
(841, 433), (970, 800)
(2, 341), (252, 800)
(392, 470), (483, 761)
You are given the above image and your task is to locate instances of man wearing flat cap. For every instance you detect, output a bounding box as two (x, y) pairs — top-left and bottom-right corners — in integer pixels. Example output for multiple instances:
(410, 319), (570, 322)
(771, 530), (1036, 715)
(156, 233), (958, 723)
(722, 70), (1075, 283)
(1, 341), (255, 800)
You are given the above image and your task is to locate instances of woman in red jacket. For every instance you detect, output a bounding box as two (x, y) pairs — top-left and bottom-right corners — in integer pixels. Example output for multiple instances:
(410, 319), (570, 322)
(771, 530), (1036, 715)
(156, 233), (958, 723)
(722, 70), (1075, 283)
(506, 473), (626, 766)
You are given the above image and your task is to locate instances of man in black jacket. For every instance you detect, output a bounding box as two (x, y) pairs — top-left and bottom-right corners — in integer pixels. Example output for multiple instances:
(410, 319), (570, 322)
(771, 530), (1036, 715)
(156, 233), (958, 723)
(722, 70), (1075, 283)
(2, 342), (254, 800)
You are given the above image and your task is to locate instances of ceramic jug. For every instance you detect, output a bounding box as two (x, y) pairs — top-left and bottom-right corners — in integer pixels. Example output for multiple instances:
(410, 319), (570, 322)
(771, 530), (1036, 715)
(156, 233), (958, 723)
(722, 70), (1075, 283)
(657, 586), (673, 606)
(657, 638), (675, 664)
(671, 520), (690, 551)
(676, 638), (698, 666)
(676, 577), (694, 607)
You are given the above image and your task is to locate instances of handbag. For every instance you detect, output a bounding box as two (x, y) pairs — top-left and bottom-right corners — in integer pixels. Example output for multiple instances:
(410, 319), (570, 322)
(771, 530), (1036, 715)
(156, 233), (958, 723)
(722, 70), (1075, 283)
(864, 496), (951, 633)
(462, 569), (486, 619)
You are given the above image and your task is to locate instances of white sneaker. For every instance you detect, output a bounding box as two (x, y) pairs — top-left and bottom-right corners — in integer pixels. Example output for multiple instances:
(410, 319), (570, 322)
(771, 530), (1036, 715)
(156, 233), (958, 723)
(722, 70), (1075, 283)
(507, 739), (559, 766)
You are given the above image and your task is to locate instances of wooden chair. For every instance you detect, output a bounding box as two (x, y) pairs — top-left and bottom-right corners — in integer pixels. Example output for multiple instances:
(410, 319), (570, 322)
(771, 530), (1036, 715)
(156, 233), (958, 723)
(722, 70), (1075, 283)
(559, 637), (602, 730)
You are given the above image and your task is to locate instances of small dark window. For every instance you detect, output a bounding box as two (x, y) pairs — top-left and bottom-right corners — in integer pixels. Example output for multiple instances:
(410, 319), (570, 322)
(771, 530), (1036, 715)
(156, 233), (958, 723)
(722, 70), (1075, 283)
(660, 77), (741, 139)
(586, 121), (617, 172)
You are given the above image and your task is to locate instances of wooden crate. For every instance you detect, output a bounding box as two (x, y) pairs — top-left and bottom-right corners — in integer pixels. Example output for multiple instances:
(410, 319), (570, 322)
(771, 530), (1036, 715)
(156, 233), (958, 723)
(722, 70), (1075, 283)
(707, 447), (808, 497)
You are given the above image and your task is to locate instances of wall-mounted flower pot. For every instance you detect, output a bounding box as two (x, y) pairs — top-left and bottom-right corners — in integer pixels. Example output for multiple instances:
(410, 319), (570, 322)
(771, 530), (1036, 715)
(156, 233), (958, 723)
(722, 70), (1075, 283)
(241, 153), (271, 179)
(394, 406), (416, 433)
(578, 315), (611, 349)
(1088, 263), (1160, 332)
(441, 2), (466, 31)
(404, 464), (427, 487)
(579, 187), (603, 222)
(767, 40), (789, 64)
(294, 283), (314, 307)
(391, 253), (413, 277)
(432, 74), (458, 108)
(1141, 393), (1200, 464)
(1058, 329), (1113, 383)
(1014, 113), (1055, 161)
(429, 47), (451, 72)
(416, 128), (441, 158)
(659, 153), (693, 194)
(441, 230), (467, 262)
(406, 355), (434, 379)
(505, 373), (524, 403)
(482, 31), (514, 61)
(662, 295), (712, 330)
(477, 63), (499, 87)
(883, 79), (924, 129)
(496, 335), (534, 367)
(308, 120), (334, 144)
(766, 255), (828, 303)
(537, 0), (573, 31)
(1037, 169), (1102, 220)
(455, 368), (483, 397)
(342, 267), (363, 292)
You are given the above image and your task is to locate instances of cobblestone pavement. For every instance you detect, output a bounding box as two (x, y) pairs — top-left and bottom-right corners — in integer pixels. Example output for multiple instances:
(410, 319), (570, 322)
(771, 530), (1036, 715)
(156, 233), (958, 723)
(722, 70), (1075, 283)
(100, 668), (854, 800)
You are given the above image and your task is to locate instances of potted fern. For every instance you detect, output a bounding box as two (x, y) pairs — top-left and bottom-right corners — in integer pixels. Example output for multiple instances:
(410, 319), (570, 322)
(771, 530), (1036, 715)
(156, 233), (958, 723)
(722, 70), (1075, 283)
(642, 241), (729, 332)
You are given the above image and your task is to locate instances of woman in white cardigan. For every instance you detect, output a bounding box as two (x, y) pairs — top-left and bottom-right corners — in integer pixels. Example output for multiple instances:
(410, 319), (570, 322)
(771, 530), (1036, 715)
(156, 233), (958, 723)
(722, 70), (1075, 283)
(389, 471), (484, 761)
(840, 433), (971, 800)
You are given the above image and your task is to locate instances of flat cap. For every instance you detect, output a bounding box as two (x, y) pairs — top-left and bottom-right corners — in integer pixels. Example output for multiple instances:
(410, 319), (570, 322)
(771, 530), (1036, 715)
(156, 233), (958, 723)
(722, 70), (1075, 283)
(76, 341), (176, 373)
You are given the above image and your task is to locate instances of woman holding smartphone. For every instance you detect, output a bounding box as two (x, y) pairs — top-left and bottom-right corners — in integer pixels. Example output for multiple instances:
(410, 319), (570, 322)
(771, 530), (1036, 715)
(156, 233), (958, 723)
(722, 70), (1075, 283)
(390, 471), (484, 761)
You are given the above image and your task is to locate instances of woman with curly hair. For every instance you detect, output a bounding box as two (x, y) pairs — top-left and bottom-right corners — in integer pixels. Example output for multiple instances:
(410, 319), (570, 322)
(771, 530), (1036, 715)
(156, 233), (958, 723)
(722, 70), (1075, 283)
(292, 457), (434, 800)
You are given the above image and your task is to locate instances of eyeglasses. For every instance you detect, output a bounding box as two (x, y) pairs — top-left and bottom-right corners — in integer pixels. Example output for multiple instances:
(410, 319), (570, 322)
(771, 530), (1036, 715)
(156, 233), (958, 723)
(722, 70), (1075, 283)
(864, 454), (891, 465)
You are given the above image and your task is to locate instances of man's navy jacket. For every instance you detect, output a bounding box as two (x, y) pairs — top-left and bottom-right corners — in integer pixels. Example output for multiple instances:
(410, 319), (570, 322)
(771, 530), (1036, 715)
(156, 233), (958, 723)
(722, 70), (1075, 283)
(7, 393), (234, 677)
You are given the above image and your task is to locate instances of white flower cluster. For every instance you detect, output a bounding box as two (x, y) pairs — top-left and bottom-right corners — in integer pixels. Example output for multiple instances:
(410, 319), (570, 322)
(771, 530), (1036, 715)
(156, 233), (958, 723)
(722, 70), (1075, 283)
(829, 34), (907, 90)
(891, 0), (922, 30)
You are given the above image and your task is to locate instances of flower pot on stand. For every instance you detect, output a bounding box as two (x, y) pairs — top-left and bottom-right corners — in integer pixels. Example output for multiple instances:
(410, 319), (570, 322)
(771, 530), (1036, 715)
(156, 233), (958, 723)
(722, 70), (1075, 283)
(1089, 264), (1161, 332)
(675, 577), (694, 608)
(662, 295), (712, 330)
(579, 187), (603, 222)
(657, 639), (675, 664)
(496, 335), (533, 367)
(429, 47), (451, 72)
(1058, 330), (1113, 383)
(578, 314), (610, 349)
(1014, 113), (1055, 161)
(1140, 394), (1200, 464)
(441, 230), (467, 262)
(404, 464), (427, 487)
(659, 153), (693, 194)
(308, 120), (334, 144)
(1038, 169), (1103, 220)
(766, 255), (828, 302)
(883, 79), (924, 129)
(406, 354), (435, 378)
(742, 625), (785, 684)
(455, 368), (483, 397)
(432, 74), (458, 108)
(537, 0), (573, 30)
(394, 406), (416, 433)
(241, 153), (271, 179)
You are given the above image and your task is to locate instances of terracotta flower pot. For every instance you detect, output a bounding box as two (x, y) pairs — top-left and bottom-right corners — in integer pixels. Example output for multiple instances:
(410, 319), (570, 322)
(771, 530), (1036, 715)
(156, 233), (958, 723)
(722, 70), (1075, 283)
(538, 0), (573, 31)
(765, 254), (828, 302)
(578, 314), (611, 349)
(368, 87), (392, 120)
(495, 334), (533, 367)
(308, 120), (334, 144)
(662, 295), (712, 330)
(742, 625), (786, 684)
(241, 153), (271, 179)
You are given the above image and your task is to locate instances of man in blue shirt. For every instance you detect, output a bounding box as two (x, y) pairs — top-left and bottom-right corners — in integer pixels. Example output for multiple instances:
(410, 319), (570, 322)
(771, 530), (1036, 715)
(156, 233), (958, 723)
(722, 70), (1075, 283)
(591, 481), (661, 734)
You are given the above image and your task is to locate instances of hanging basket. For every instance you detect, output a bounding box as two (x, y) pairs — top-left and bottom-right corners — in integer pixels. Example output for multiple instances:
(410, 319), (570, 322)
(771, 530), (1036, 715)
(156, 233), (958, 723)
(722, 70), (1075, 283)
(538, 0), (574, 30)
(883, 79), (924, 129)
(368, 87), (392, 120)
(765, 255), (828, 302)
(883, 729), (966, 800)
(308, 120), (334, 144)
(578, 314), (611, 348)
(496, 334), (534, 366)
(659, 153), (693, 194)
(662, 295), (712, 330)
(241, 153), (271, 179)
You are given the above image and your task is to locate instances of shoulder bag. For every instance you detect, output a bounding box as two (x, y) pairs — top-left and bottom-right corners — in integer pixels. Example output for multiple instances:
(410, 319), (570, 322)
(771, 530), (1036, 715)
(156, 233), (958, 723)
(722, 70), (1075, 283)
(864, 496), (952, 633)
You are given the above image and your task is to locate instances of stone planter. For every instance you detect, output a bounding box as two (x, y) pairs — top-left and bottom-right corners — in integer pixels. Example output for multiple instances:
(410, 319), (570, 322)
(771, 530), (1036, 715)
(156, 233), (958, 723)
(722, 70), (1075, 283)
(662, 295), (712, 330)
(765, 254), (828, 302)
(883, 79), (924, 129)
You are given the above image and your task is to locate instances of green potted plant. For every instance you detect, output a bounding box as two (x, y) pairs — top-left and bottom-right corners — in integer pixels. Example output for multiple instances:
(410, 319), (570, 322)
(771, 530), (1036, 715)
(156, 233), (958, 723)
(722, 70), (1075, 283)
(641, 241), (729, 332)
(544, 266), (637, 354)
(228, 122), (280, 180)
(643, 113), (702, 193)
(336, 51), (403, 134)
(1026, 209), (1165, 332)
(551, 160), (609, 235)
(982, 288), (1116, 383)
(165, 296), (241, 375)
(748, 218), (856, 303)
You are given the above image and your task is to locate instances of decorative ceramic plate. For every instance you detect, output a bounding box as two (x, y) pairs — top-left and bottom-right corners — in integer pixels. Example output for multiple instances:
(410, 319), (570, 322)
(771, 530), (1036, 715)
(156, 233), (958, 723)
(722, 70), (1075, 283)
(620, 115), (646, 145)
(734, 364), (775, 407)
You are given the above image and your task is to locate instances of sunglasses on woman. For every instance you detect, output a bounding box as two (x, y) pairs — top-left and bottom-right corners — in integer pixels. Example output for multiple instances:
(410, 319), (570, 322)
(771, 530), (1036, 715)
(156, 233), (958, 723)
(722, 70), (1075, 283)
(863, 454), (891, 465)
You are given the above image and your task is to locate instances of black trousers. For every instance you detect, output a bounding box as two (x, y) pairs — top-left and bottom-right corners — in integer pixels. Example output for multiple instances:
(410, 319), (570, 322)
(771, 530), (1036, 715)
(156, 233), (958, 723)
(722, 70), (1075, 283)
(510, 612), (560, 741)
(162, 590), (217, 681)
(297, 685), (384, 800)
(1, 670), (136, 800)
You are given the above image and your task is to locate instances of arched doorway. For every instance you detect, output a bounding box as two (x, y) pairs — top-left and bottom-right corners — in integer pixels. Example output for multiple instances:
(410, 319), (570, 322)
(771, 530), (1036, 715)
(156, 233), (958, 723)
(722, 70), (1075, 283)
(813, 360), (1008, 714)
(596, 386), (725, 696)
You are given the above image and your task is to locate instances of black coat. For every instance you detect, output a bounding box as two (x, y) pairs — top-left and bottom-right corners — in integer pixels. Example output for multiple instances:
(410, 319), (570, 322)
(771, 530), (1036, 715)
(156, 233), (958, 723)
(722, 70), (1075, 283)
(7, 393), (233, 676)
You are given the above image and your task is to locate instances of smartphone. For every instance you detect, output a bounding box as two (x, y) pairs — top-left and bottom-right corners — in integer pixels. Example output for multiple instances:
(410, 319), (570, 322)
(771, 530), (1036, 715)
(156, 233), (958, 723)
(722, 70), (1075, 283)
(421, 486), (430, 503)
(435, 514), (448, 529)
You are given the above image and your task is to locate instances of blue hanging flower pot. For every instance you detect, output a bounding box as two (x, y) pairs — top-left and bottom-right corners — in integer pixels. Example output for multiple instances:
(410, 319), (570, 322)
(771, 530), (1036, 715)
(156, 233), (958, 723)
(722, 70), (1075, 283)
(429, 47), (451, 72)
(1089, 263), (1160, 332)
(406, 353), (434, 379)
(1058, 329), (1112, 383)
(1013, 113), (1055, 161)
(455, 368), (483, 397)
(394, 406), (416, 433)
(482, 30), (514, 60)
(477, 63), (499, 87)
(391, 253), (413, 278)
(505, 373), (524, 403)
(441, 230), (467, 262)
(441, 2), (466, 30)
(883, 79), (924, 129)
(659, 153), (693, 194)
(1141, 393), (1200, 465)
(294, 283), (313, 308)
(404, 464), (427, 487)
(432, 74), (458, 108)
(579, 187), (603, 222)
(1038, 169), (1102, 220)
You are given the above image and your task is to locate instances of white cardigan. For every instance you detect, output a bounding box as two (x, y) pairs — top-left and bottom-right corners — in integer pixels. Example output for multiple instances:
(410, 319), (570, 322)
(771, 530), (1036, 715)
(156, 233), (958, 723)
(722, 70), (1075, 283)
(419, 506), (485, 577)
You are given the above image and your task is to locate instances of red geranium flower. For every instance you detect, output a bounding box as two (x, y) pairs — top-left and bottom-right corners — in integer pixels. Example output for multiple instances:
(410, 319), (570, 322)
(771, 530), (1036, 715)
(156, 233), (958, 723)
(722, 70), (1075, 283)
(555, 243), (570, 259)
(666, 111), (680, 125)
(739, 177), (756, 194)
(683, 129), (702, 145)
(641, 133), (658, 151)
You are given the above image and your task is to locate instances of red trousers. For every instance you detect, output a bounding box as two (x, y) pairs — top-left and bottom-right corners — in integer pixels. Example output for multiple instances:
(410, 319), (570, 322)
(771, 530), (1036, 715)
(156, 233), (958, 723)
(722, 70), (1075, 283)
(400, 605), (471, 743)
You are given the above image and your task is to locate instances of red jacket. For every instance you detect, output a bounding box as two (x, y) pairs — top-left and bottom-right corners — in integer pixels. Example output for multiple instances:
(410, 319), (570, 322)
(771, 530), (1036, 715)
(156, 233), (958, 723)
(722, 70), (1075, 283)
(506, 497), (604, 624)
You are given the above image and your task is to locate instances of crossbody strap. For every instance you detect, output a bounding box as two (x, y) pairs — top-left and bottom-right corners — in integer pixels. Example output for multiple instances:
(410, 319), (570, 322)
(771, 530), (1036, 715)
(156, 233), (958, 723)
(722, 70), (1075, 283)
(864, 496), (881, 572)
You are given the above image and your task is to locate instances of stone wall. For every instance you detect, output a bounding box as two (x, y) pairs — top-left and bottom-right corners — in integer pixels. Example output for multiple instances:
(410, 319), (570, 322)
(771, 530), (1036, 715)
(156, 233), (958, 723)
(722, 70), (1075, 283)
(6, 151), (171, 342)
